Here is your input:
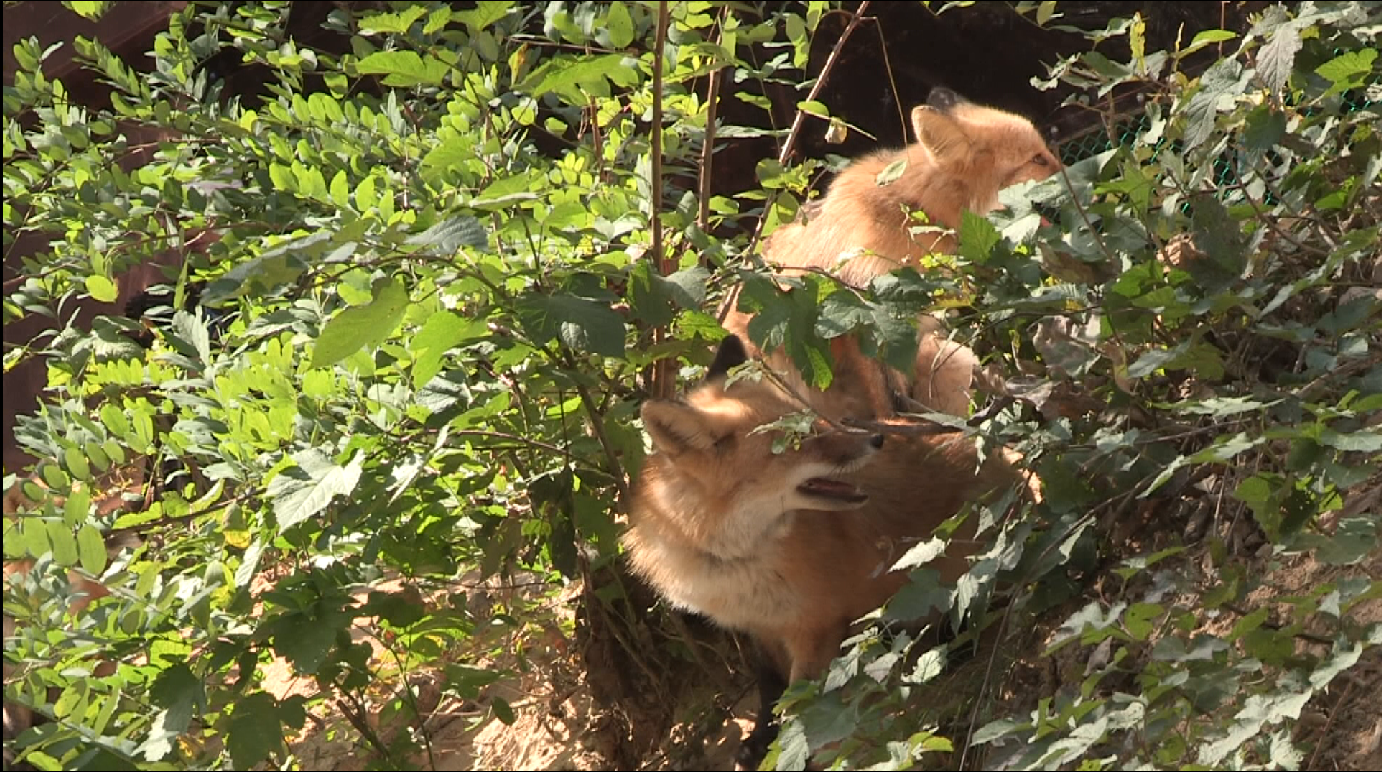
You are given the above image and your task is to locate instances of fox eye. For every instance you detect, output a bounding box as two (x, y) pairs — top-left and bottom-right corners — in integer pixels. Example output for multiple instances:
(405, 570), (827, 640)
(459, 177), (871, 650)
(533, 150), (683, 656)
(1032, 153), (1051, 167)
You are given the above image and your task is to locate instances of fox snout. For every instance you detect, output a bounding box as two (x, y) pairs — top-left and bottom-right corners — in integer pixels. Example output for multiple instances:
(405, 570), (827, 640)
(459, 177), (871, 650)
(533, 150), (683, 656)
(809, 430), (885, 469)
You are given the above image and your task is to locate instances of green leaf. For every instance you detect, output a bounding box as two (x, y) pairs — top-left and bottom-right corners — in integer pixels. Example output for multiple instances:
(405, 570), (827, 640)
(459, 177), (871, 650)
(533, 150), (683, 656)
(492, 696), (516, 725)
(884, 569), (951, 622)
(523, 54), (628, 99)
(628, 264), (707, 328)
(516, 292), (626, 358)
(410, 311), (486, 386)
(149, 663), (201, 739)
(1183, 59), (1244, 149)
(456, 1), (513, 30)
(406, 214), (488, 254)
(356, 50), (448, 87)
(958, 210), (1001, 263)
(47, 520), (78, 567)
(62, 485), (90, 525)
(21, 515), (50, 560)
(358, 5), (428, 34)
(1314, 48), (1376, 88)
(606, 1), (634, 48)
(227, 692), (284, 770)
(1184, 29), (1236, 56)
(65, 1), (114, 21)
(269, 604), (350, 674)
(269, 450), (364, 530)
(1318, 428), (1382, 452)
(876, 158), (907, 186)
(310, 277), (410, 370)
(85, 275), (117, 303)
(77, 524), (107, 574)
(63, 445), (91, 481)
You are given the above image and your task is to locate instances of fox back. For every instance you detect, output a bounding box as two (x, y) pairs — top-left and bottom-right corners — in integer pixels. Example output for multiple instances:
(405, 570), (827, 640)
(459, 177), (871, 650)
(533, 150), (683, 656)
(765, 87), (1060, 288)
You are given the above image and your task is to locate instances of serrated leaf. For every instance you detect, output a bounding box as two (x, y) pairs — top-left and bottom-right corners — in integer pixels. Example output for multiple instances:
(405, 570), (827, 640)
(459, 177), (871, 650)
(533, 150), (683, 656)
(1256, 22), (1300, 92)
(884, 568), (950, 622)
(405, 214), (487, 254)
(890, 537), (947, 573)
(524, 54), (627, 99)
(268, 449), (364, 530)
(1183, 59), (1244, 150)
(958, 210), (1001, 263)
(456, 1), (513, 30)
(516, 292), (626, 358)
(1318, 428), (1382, 452)
(1315, 48), (1377, 88)
(358, 5), (428, 34)
(410, 311), (486, 386)
(227, 692), (284, 770)
(172, 309), (212, 364)
(310, 277), (409, 370)
(356, 50), (448, 87)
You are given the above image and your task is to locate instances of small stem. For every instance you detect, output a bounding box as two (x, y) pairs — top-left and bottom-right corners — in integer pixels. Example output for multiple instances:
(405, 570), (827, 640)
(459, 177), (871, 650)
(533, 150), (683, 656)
(697, 65), (723, 233)
(776, 1), (873, 167)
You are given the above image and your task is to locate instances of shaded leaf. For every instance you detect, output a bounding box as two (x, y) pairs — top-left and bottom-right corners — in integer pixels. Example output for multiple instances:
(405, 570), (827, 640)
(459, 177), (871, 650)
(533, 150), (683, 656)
(310, 277), (410, 369)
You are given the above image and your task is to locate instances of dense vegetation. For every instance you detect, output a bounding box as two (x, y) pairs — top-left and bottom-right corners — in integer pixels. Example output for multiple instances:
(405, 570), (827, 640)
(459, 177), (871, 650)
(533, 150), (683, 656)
(3, 1), (1378, 770)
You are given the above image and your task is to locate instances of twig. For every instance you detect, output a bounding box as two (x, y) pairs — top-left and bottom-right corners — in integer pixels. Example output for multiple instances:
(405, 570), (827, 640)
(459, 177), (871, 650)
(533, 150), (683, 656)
(866, 17), (907, 140)
(840, 417), (960, 436)
(650, 0), (675, 400)
(557, 345), (631, 509)
(696, 53), (724, 233)
(776, 1), (873, 167)
(738, 0), (875, 268)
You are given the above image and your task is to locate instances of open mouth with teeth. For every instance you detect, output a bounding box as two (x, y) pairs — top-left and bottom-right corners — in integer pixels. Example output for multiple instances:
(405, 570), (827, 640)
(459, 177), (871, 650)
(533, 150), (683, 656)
(797, 477), (868, 504)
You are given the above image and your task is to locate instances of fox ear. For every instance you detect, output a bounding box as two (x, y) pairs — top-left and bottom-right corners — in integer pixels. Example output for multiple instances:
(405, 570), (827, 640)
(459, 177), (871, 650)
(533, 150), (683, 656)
(642, 400), (715, 454)
(911, 105), (972, 162)
(707, 335), (749, 380)
(926, 86), (965, 112)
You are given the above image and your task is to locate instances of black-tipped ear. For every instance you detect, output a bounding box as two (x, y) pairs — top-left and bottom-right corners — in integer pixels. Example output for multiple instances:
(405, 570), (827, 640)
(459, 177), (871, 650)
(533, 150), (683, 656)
(926, 87), (963, 112)
(707, 335), (749, 379)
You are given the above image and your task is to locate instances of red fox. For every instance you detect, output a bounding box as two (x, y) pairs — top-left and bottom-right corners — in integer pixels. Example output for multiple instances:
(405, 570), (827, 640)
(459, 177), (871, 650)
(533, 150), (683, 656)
(723, 87), (1061, 420)
(626, 335), (1030, 769)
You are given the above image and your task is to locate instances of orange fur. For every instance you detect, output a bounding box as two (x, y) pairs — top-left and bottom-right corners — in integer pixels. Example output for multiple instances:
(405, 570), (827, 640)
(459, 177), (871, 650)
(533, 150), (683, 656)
(724, 88), (1061, 420)
(626, 336), (1028, 767)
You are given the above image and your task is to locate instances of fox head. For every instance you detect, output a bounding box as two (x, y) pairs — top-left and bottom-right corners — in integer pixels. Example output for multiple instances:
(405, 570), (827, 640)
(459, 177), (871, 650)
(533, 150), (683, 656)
(910, 87), (1061, 215)
(637, 336), (885, 555)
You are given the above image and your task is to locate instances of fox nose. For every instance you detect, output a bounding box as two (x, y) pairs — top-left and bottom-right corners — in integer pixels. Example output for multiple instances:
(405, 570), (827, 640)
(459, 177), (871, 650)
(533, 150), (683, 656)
(869, 434), (885, 449)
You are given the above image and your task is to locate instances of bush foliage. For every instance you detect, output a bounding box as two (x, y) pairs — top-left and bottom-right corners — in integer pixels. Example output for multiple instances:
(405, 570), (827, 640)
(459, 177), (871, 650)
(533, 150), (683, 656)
(3, 1), (1378, 770)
